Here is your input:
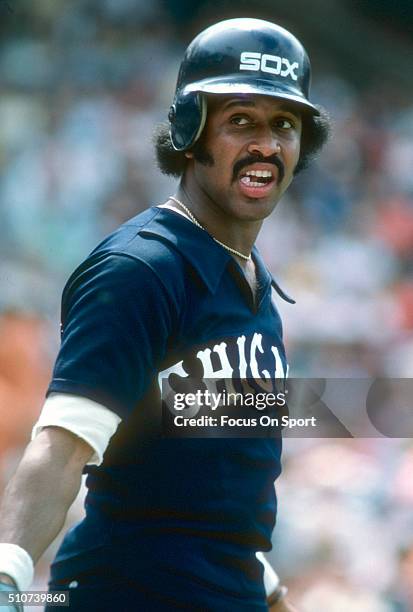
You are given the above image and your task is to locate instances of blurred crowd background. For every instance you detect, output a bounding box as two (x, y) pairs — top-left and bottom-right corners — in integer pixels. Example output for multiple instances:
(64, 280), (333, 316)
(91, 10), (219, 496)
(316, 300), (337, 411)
(0, 0), (412, 610)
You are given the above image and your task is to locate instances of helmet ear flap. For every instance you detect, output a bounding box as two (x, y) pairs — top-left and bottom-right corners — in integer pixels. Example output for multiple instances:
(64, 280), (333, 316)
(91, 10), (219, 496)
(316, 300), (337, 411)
(169, 91), (206, 151)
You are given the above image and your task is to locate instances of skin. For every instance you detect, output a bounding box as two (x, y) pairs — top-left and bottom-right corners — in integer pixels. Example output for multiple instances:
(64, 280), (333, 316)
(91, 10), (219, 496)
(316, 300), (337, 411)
(0, 427), (93, 586)
(169, 93), (302, 275)
(270, 598), (299, 612)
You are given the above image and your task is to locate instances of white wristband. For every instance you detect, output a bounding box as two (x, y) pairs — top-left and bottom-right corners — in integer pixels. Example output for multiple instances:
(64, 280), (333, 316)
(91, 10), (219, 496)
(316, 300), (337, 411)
(256, 551), (280, 595)
(0, 544), (34, 591)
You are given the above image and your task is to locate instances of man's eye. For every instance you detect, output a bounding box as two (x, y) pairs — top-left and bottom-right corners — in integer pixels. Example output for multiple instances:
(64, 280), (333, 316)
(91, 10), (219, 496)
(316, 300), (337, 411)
(230, 116), (250, 126)
(276, 118), (295, 130)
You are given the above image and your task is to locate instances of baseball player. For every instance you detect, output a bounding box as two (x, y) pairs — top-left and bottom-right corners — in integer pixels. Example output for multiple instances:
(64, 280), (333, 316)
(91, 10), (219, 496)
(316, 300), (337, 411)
(0, 18), (330, 611)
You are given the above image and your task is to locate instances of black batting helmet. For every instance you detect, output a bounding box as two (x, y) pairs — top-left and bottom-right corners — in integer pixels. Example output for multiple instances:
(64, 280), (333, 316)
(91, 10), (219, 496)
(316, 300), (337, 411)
(169, 18), (319, 151)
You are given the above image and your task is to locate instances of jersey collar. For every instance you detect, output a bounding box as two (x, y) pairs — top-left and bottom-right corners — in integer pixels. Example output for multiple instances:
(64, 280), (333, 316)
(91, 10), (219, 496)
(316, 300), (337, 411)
(140, 207), (295, 303)
(140, 207), (232, 292)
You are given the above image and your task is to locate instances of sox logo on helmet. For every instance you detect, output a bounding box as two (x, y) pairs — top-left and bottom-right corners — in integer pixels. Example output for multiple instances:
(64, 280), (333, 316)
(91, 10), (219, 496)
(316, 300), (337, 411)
(239, 52), (299, 80)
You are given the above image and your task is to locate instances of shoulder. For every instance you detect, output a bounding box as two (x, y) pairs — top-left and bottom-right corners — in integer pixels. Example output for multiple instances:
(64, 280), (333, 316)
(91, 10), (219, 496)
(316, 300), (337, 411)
(89, 207), (185, 284)
(62, 207), (187, 311)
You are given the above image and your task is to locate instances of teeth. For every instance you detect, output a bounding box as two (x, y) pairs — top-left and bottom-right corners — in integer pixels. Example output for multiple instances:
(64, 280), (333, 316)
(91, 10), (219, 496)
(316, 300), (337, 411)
(240, 177), (265, 187)
(244, 169), (273, 178)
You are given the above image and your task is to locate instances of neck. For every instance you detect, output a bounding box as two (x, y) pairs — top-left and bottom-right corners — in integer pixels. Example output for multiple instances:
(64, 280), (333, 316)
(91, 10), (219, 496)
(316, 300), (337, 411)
(176, 178), (263, 258)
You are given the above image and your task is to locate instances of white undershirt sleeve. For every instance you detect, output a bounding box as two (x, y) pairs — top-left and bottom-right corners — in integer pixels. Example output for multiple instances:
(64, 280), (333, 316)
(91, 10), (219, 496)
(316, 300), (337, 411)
(31, 393), (122, 466)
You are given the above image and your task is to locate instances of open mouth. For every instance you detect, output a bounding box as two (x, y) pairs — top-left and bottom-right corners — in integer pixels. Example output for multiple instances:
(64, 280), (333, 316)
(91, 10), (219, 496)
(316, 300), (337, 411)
(237, 167), (277, 198)
(239, 169), (274, 187)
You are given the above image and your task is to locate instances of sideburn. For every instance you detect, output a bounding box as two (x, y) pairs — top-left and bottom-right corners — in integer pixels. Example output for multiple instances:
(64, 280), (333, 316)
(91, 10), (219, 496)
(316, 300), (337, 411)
(192, 141), (214, 167)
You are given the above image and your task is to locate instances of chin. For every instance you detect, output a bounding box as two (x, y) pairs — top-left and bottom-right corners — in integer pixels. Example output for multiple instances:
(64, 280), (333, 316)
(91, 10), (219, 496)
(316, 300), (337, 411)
(235, 196), (279, 220)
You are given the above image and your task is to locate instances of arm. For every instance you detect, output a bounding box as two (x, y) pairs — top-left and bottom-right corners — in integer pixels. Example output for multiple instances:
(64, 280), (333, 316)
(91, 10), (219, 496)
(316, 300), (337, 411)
(0, 254), (175, 589)
(0, 426), (93, 586)
(269, 596), (299, 612)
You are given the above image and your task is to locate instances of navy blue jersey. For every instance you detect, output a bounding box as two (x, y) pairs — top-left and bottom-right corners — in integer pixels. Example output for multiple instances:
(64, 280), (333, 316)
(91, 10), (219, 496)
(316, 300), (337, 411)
(47, 207), (293, 610)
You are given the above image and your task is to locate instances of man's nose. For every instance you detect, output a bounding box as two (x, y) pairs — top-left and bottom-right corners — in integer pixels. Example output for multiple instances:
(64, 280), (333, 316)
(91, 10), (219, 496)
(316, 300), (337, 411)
(247, 127), (281, 158)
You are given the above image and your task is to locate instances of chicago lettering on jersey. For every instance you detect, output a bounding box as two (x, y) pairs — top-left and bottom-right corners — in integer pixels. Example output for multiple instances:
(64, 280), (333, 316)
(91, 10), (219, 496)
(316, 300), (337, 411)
(159, 332), (287, 414)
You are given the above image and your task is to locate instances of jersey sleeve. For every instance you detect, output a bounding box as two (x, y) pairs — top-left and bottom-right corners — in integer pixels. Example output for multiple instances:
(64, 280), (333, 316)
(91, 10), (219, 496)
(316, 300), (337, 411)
(48, 253), (179, 418)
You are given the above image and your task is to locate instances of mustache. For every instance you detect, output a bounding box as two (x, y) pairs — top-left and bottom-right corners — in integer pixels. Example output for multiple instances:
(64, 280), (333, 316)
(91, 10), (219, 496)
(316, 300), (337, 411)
(232, 153), (285, 185)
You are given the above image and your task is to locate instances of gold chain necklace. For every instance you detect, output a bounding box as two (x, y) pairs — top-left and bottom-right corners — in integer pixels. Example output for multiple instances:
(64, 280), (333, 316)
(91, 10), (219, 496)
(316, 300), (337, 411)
(169, 196), (251, 261)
